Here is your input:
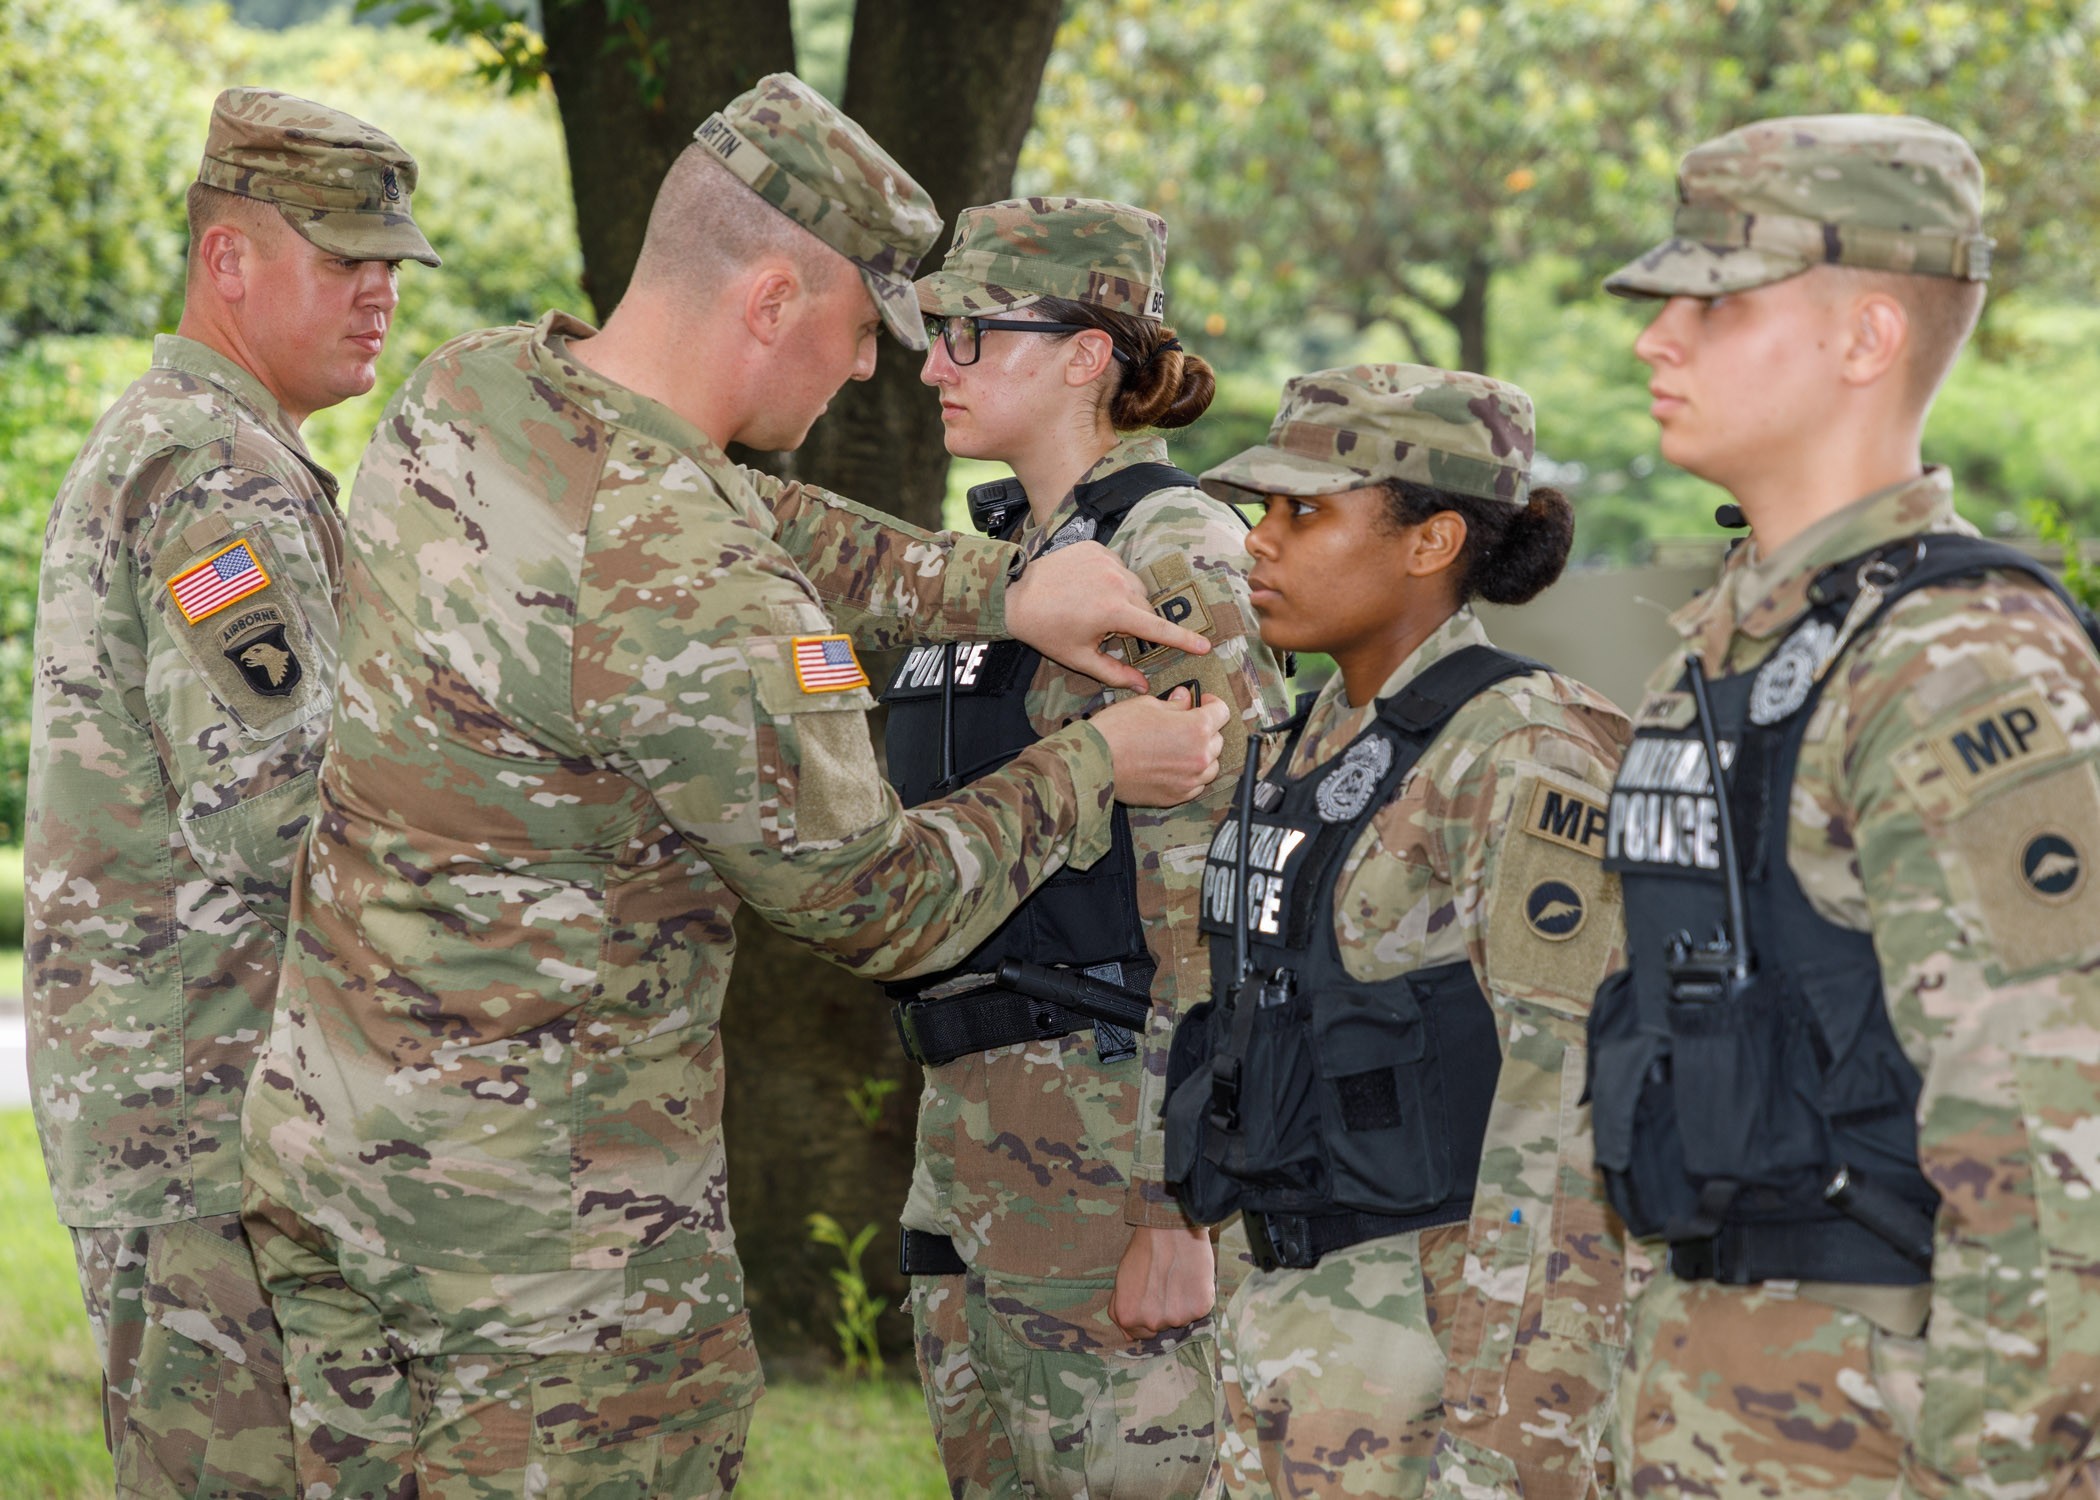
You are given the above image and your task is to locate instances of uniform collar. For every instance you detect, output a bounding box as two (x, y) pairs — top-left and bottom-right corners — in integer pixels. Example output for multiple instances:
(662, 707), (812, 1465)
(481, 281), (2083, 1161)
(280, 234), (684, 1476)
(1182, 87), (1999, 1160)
(151, 334), (337, 500)
(1297, 607), (1492, 765)
(1015, 434), (1173, 555)
(1669, 467), (1964, 665)
(529, 311), (769, 523)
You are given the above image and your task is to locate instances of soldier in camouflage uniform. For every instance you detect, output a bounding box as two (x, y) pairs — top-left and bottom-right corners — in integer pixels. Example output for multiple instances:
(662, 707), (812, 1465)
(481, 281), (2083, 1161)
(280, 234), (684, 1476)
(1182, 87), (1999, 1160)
(1177, 367), (1631, 1499)
(236, 74), (1229, 1498)
(1594, 115), (2100, 1497)
(891, 198), (1290, 1497)
(23, 88), (439, 1500)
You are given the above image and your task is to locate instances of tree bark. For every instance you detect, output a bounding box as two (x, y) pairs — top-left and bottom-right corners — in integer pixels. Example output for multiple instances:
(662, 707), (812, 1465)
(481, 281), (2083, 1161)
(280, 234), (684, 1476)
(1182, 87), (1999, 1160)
(540, 0), (796, 319)
(1449, 255), (1494, 377)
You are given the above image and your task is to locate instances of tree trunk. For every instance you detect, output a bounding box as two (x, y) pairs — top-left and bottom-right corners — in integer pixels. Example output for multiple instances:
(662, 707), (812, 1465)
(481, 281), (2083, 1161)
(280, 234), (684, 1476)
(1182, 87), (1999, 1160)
(1450, 255), (1493, 377)
(720, 0), (1066, 1365)
(540, 1), (796, 319)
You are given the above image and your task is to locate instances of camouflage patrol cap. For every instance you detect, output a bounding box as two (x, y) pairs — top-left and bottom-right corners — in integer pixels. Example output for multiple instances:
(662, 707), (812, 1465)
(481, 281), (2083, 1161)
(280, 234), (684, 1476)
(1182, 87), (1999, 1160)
(1201, 364), (1535, 509)
(197, 88), (439, 268)
(693, 72), (941, 350)
(915, 197), (1169, 320)
(1606, 114), (1991, 299)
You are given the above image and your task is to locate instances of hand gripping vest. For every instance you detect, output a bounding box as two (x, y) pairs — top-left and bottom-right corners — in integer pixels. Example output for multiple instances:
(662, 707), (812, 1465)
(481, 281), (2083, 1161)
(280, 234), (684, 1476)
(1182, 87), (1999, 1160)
(1163, 645), (1542, 1271)
(880, 463), (1198, 1069)
(1589, 534), (2100, 1286)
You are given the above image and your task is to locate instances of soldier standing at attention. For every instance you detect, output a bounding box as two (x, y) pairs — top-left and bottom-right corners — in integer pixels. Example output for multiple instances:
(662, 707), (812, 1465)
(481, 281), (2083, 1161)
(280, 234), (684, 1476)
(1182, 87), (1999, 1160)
(237, 74), (1229, 1498)
(22, 89), (438, 1499)
(888, 198), (1289, 1497)
(1589, 115), (2100, 1497)
(1166, 366), (1631, 1499)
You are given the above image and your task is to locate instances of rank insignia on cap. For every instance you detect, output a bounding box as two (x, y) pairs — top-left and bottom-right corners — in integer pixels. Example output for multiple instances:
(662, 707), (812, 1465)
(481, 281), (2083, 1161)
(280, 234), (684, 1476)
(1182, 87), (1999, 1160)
(168, 539), (271, 624)
(792, 634), (868, 693)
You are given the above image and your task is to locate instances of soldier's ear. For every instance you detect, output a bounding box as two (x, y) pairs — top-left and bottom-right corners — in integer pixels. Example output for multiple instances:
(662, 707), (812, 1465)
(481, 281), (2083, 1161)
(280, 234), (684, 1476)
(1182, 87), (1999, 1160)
(192, 224), (253, 304)
(1840, 287), (1909, 391)
(744, 264), (798, 347)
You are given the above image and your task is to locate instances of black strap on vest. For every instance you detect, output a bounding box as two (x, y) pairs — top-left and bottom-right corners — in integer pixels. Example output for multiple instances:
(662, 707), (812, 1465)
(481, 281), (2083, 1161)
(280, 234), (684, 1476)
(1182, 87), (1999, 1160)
(984, 462), (1202, 544)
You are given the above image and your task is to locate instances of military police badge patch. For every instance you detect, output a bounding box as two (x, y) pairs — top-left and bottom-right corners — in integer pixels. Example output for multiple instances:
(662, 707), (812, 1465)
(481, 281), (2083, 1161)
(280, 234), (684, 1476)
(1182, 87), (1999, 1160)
(1043, 515), (1098, 554)
(1315, 735), (1394, 823)
(224, 623), (303, 698)
(1750, 618), (1837, 725)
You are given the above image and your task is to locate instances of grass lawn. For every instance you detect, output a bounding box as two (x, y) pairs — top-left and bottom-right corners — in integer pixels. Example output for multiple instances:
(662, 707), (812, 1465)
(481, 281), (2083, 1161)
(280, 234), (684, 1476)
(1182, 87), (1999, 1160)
(0, 1110), (946, 1498)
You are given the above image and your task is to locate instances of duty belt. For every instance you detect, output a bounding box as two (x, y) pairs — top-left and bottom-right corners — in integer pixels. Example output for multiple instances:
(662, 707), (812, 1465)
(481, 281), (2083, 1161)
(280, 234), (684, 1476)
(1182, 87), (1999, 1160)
(1243, 1201), (1471, 1273)
(898, 1228), (969, 1277)
(893, 961), (1151, 1068)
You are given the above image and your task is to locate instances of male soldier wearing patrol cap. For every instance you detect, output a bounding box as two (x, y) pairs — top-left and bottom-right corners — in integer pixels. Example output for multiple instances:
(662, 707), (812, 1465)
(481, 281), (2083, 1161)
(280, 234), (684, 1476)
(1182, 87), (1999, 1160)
(23, 88), (437, 1498)
(1589, 115), (2100, 1497)
(236, 74), (1227, 1496)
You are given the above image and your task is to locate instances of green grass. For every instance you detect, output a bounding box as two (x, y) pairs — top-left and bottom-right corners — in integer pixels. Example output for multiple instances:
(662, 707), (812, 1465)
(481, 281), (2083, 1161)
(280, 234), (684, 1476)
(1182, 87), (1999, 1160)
(0, 1109), (946, 1498)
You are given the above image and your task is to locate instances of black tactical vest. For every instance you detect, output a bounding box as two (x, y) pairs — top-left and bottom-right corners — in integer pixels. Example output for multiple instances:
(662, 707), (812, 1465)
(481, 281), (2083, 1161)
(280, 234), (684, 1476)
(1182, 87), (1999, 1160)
(1163, 645), (1541, 1268)
(880, 463), (1198, 1062)
(1589, 534), (2100, 1286)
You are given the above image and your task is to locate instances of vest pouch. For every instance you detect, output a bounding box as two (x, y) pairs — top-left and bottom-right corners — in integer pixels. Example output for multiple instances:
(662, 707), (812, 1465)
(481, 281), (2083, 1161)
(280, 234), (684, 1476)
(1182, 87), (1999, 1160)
(1665, 980), (1827, 1187)
(1309, 980), (1448, 1215)
(1201, 972), (1329, 1206)
(1587, 970), (1694, 1238)
(1163, 1000), (1242, 1223)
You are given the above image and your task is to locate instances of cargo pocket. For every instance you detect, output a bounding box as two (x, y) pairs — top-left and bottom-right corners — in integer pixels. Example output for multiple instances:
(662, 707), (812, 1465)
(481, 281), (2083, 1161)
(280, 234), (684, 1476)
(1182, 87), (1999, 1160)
(530, 1312), (762, 1491)
(1310, 982), (1445, 1211)
(2015, 1049), (2100, 1390)
(1443, 1214), (1532, 1418)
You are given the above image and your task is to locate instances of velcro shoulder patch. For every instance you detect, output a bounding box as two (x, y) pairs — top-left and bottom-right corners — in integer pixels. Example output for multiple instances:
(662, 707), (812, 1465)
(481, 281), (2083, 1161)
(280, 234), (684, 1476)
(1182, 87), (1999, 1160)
(167, 538), (271, 624)
(1520, 776), (1610, 859)
(1928, 685), (2070, 798)
(1117, 554), (1220, 669)
(790, 633), (867, 694)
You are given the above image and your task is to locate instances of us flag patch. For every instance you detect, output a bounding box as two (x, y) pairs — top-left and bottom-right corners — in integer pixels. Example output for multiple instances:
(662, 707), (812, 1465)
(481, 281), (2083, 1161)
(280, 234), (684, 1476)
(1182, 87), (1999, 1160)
(168, 540), (270, 624)
(791, 634), (868, 693)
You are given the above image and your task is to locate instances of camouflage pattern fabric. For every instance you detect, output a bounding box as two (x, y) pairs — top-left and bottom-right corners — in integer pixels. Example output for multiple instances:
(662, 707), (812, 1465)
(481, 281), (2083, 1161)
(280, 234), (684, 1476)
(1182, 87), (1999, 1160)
(198, 87), (438, 266)
(71, 1212), (295, 1500)
(916, 197), (1170, 320)
(900, 438), (1286, 1493)
(692, 71), (940, 348)
(1217, 1224), (1469, 1499)
(26, 333), (343, 1493)
(237, 310), (1121, 1487)
(1606, 113), (1990, 298)
(1198, 365), (1534, 511)
(1610, 466), (2100, 1500)
(1211, 608), (1632, 1500)
(912, 1269), (1220, 1499)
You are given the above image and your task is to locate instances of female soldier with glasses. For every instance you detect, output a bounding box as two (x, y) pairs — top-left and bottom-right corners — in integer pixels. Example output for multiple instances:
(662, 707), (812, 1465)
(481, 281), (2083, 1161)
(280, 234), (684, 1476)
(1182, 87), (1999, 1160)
(884, 198), (1287, 1497)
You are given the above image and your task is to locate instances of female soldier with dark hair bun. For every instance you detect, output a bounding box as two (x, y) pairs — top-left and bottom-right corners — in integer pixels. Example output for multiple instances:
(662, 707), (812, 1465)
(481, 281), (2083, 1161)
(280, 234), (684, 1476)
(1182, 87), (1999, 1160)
(885, 198), (1288, 1496)
(1165, 364), (1630, 1498)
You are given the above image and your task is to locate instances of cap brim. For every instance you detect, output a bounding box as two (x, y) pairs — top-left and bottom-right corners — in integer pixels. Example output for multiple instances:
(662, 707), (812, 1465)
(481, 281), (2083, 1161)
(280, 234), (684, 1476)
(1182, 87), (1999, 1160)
(1197, 445), (1374, 508)
(912, 271), (1042, 317)
(293, 208), (442, 269)
(861, 267), (927, 350)
(1604, 237), (1808, 299)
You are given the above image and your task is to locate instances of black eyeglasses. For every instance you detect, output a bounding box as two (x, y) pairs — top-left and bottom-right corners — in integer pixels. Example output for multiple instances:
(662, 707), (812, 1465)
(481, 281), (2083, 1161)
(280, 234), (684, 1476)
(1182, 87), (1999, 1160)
(922, 314), (1128, 367)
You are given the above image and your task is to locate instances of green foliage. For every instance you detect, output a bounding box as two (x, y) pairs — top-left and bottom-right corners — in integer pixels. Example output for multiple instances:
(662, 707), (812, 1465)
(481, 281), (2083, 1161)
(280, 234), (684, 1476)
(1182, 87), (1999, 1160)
(2028, 499), (2100, 611)
(844, 1075), (901, 1131)
(0, 0), (198, 350)
(805, 1212), (885, 1381)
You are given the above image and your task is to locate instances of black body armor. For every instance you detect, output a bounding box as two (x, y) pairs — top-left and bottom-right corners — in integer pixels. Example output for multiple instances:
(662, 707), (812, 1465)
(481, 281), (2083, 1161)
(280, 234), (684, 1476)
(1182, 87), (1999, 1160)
(880, 463), (1197, 1068)
(1163, 646), (1542, 1270)
(1589, 534), (2100, 1286)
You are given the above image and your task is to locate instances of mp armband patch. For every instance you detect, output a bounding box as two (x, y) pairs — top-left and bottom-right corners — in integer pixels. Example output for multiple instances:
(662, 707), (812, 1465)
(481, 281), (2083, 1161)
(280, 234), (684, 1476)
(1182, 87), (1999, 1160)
(1116, 555), (1219, 669)
(167, 539), (271, 624)
(1520, 778), (1609, 859)
(1929, 686), (2071, 797)
(791, 633), (868, 694)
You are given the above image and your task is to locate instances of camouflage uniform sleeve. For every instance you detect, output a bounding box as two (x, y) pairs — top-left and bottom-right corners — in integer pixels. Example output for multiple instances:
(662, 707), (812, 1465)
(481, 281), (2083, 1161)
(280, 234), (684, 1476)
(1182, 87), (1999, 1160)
(1423, 704), (1629, 1500)
(125, 466), (339, 931)
(581, 537), (1115, 978)
(1826, 582), (2100, 1500)
(1104, 489), (1289, 1226)
(747, 468), (1019, 649)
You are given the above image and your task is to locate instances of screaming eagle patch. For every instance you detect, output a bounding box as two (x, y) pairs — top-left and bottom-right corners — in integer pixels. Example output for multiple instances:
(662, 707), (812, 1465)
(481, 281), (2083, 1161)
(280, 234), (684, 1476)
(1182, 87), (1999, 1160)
(224, 622), (303, 698)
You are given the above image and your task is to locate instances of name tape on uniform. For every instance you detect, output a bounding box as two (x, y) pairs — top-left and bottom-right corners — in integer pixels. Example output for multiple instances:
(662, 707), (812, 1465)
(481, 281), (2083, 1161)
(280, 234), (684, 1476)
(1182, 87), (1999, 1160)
(168, 539), (271, 624)
(791, 634), (868, 694)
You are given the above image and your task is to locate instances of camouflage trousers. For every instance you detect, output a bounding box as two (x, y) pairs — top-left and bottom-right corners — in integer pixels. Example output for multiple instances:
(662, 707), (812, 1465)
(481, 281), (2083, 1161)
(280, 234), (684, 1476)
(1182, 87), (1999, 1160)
(909, 1267), (1222, 1497)
(245, 1187), (763, 1498)
(1613, 1270), (2100, 1498)
(1214, 1223), (1468, 1499)
(68, 1211), (296, 1500)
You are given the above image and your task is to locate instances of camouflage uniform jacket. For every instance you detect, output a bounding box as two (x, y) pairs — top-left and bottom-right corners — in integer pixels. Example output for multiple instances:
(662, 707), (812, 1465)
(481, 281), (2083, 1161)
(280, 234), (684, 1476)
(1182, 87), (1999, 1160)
(27, 334), (343, 1230)
(1637, 466), (2100, 1500)
(904, 436), (1289, 1276)
(239, 313), (1117, 1308)
(1282, 608), (1632, 1493)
